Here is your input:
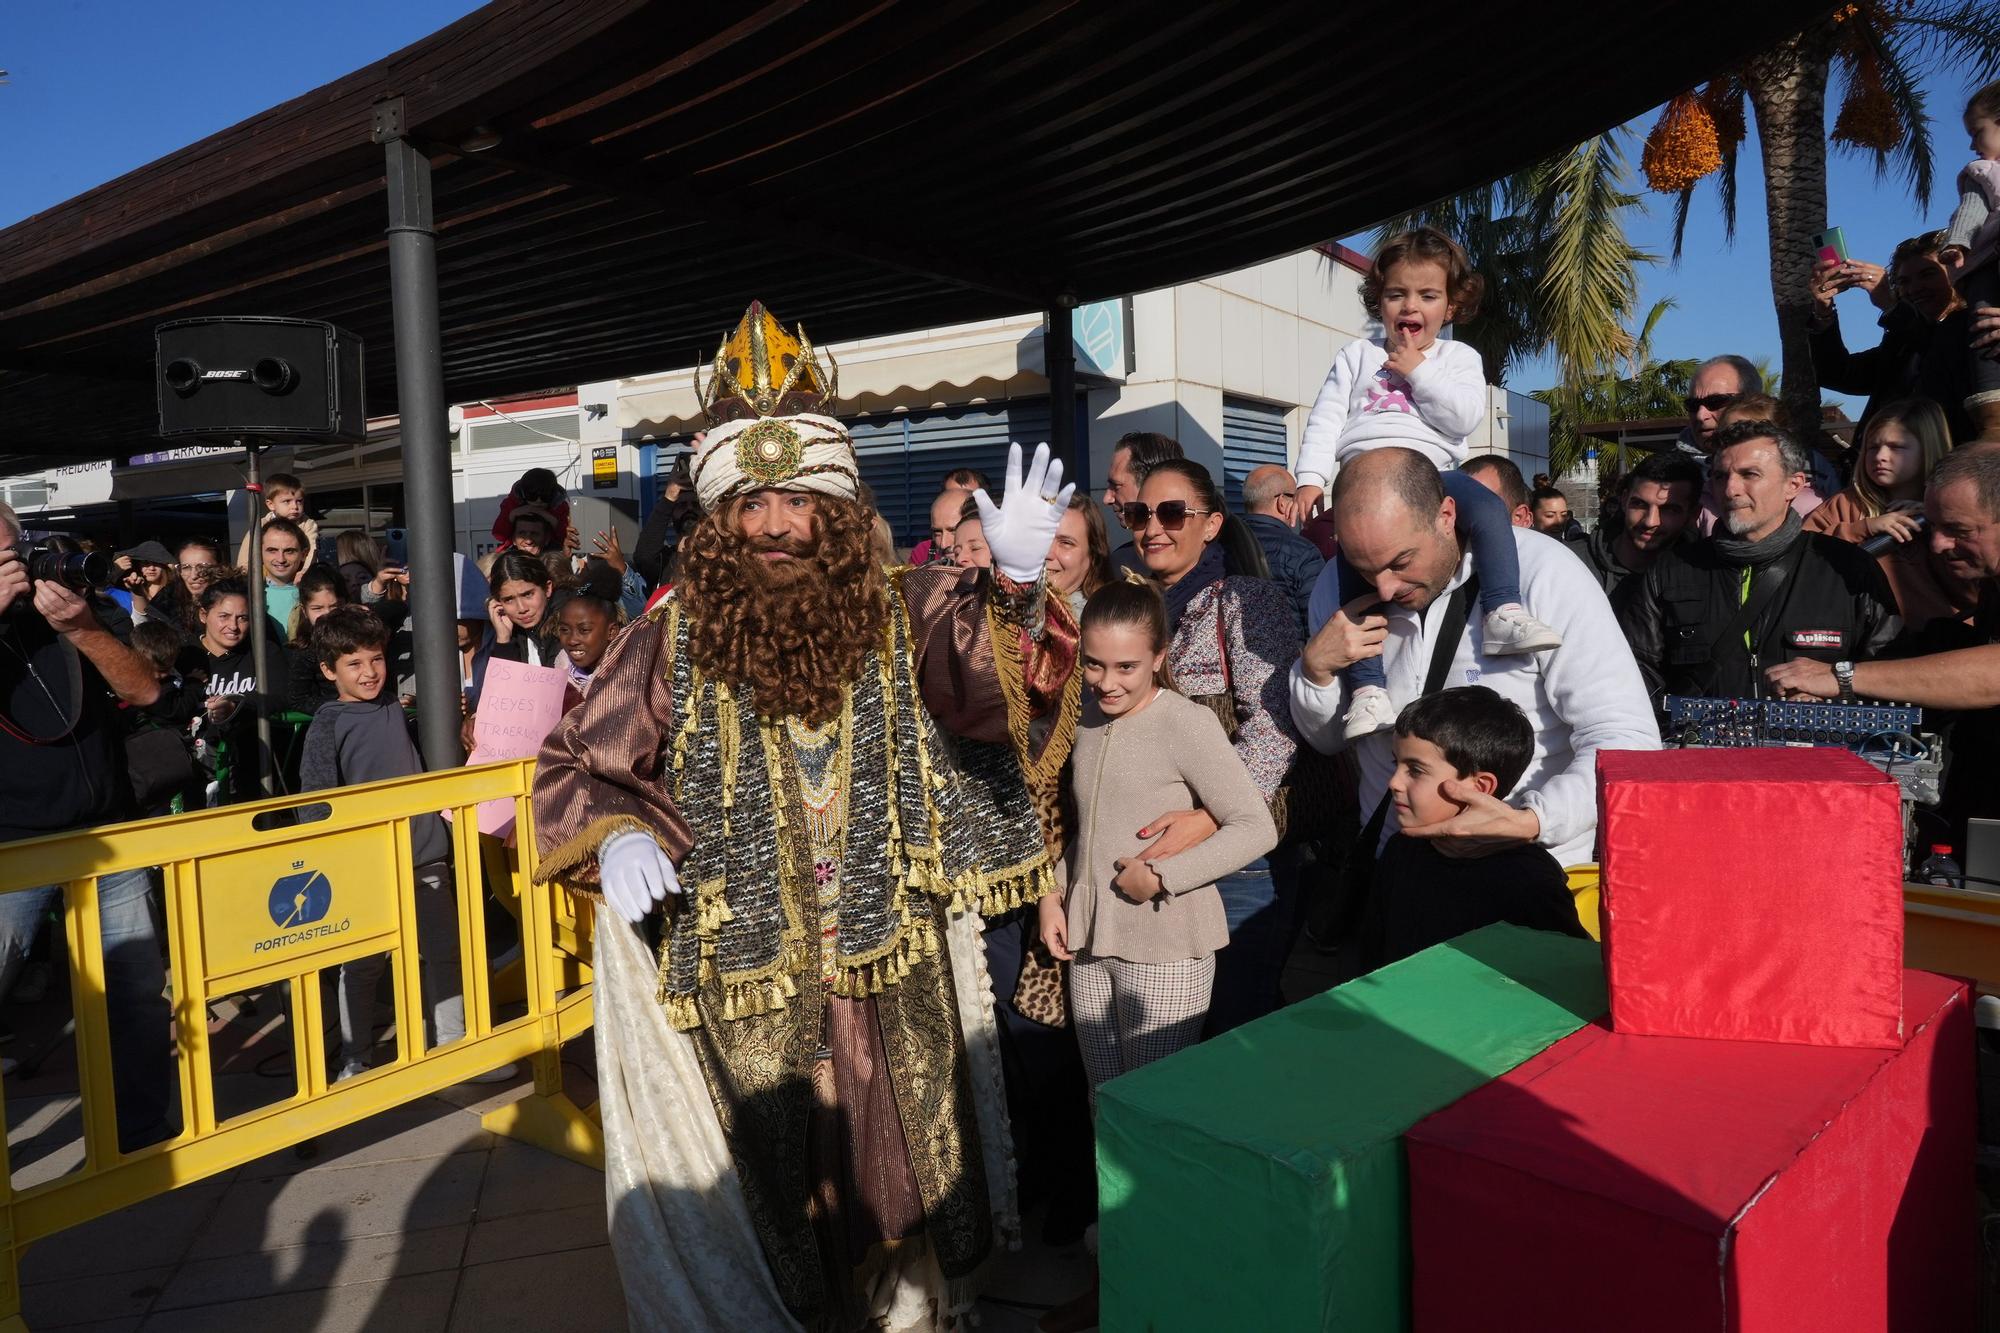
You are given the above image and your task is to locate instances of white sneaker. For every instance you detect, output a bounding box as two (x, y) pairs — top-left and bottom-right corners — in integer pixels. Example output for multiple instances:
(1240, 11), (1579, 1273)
(1343, 686), (1398, 740)
(334, 1060), (368, 1083)
(1482, 603), (1562, 655)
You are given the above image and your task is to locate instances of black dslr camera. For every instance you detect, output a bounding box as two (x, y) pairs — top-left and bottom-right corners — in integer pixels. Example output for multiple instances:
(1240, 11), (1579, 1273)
(23, 540), (114, 592)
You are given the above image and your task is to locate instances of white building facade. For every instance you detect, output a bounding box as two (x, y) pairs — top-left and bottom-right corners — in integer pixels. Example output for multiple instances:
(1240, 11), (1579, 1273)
(2, 246), (1550, 554)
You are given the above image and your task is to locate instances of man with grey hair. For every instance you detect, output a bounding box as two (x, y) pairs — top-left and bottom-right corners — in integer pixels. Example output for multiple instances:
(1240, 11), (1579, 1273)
(1619, 419), (1899, 707)
(1240, 463), (1325, 634)
(1768, 444), (2000, 847)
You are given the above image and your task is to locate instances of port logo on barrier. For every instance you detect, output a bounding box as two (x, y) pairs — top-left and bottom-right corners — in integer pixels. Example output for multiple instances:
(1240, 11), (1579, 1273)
(199, 830), (401, 984)
(268, 867), (333, 928)
(253, 862), (351, 956)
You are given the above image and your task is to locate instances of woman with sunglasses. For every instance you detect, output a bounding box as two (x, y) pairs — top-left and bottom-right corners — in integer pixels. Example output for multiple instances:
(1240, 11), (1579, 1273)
(1809, 229), (1987, 444)
(1126, 459), (1303, 1034)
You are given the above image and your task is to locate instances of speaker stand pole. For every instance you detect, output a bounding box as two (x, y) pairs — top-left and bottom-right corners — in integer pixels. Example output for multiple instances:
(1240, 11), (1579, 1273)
(241, 438), (276, 799)
(377, 99), (464, 770)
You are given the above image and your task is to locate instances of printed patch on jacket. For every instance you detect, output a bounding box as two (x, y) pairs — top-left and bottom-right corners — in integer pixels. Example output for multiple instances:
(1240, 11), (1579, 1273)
(1790, 628), (1844, 649)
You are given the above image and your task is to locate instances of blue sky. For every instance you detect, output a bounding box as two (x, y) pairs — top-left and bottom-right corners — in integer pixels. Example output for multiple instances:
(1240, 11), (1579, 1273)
(2, 4), (1989, 413)
(1350, 65), (1989, 410)
(1, 1), (485, 225)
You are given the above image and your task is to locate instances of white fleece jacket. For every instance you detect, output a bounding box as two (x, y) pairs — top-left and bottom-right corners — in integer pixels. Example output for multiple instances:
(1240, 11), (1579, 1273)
(1288, 526), (1660, 870)
(1295, 335), (1489, 490)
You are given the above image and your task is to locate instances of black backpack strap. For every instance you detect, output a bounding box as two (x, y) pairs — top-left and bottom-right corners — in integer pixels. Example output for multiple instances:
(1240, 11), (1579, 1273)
(1424, 574), (1481, 696)
(1358, 573), (1483, 828)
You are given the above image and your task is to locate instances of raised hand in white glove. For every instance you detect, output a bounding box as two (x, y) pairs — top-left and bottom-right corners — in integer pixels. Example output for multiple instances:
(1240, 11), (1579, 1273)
(598, 830), (680, 924)
(973, 441), (1077, 585)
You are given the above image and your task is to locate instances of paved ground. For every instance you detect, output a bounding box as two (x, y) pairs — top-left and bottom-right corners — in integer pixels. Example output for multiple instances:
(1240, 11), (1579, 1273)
(3, 934), (1345, 1331)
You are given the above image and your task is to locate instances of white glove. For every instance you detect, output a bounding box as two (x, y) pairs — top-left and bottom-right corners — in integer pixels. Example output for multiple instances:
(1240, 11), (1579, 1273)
(974, 441), (1077, 585)
(599, 830), (680, 923)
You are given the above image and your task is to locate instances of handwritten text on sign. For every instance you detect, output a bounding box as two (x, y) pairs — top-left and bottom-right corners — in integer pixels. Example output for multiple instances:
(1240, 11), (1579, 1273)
(460, 659), (569, 837)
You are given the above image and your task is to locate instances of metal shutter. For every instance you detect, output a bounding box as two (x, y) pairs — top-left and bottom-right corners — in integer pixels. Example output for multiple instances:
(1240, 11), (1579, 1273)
(1221, 396), (1291, 515)
(849, 400), (1053, 546)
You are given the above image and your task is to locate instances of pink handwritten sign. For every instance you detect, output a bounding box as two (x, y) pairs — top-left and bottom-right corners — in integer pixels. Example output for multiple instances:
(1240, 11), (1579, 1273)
(460, 659), (569, 838)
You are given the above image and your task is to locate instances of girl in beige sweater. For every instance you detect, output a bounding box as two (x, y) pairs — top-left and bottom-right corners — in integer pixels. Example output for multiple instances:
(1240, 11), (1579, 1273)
(1039, 581), (1277, 1094)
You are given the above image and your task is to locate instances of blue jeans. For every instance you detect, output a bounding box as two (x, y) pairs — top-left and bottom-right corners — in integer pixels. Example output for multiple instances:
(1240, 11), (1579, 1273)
(1336, 468), (1520, 691)
(0, 867), (179, 1151)
(1205, 844), (1303, 1037)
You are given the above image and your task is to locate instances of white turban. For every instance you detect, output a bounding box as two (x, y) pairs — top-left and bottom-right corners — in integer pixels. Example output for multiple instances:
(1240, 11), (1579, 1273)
(689, 413), (860, 513)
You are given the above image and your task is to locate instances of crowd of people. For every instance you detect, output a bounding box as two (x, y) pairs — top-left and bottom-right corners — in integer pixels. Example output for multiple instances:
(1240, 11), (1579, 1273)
(3, 79), (2000, 1327)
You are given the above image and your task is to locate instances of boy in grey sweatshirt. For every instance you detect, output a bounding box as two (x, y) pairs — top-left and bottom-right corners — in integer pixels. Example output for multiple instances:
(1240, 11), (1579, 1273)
(300, 607), (492, 1081)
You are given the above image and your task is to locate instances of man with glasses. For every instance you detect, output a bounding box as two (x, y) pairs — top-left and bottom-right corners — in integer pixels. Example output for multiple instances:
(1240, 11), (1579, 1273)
(1240, 463), (1325, 636)
(1767, 445), (2000, 850)
(1676, 355), (1763, 459)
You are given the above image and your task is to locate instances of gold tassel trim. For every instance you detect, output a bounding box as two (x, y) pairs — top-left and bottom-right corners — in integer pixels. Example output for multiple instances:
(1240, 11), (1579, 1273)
(988, 598), (1081, 790)
(532, 815), (665, 886)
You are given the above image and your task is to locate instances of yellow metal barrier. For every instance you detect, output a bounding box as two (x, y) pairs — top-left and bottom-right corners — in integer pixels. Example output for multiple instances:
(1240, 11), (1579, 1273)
(0, 759), (597, 1332)
(1904, 878), (2000, 994)
(1577, 867), (1999, 989)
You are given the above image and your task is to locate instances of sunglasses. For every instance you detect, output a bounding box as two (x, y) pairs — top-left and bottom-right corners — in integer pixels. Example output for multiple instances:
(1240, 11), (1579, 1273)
(1684, 393), (1740, 415)
(1122, 501), (1215, 530)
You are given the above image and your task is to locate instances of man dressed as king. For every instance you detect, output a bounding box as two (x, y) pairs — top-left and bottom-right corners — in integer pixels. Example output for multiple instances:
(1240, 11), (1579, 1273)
(533, 301), (1075, 1332)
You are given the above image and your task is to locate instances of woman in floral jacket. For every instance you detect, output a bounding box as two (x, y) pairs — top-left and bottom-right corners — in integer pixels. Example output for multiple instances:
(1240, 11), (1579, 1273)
(1122, 457), (1304, 1033)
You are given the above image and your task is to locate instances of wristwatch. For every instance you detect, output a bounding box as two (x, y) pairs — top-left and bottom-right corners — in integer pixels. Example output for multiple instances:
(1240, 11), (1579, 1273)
(1832, 660), (1857, 701)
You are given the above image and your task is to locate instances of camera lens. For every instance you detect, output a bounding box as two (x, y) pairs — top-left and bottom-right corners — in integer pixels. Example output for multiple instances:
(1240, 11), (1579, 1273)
(25, 545), (113, 591)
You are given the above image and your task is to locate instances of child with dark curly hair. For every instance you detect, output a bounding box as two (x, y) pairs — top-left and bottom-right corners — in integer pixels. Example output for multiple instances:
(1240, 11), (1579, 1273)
(1295, 227), (1561, 741)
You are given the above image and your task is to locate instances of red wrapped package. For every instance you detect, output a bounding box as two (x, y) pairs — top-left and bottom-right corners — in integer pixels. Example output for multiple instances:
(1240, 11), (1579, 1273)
(1596, 747), (1904, 1047)
(1405, 971), (1973, 1333)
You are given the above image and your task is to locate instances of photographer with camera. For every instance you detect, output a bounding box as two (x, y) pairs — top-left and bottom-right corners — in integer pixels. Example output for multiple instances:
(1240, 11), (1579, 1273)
(0, 505), (177, 1149)
(631, 443), (701, 589)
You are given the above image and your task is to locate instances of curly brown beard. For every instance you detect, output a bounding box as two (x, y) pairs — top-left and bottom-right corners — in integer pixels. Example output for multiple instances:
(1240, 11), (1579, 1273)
(677, 494), (888, 726)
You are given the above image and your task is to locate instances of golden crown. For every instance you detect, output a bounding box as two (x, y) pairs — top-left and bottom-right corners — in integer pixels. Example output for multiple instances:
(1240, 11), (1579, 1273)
(693, 300), (838, 424)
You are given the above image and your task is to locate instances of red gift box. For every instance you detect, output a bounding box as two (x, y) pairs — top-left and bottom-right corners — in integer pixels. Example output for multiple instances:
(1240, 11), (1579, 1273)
(1405, 970), (1974, 1333)
(1597, 748), (1904, 1047)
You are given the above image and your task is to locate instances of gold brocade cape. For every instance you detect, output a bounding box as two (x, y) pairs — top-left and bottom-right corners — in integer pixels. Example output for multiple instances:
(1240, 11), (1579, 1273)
(646, 573), (1053, 1029)
(537, 569), (1053, 1326)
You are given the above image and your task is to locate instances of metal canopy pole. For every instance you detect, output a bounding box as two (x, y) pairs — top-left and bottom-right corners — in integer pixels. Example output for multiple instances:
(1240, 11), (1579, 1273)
(375, 99), (464, 770)
(1043, 302), (1081, 487)
(240, 439), (275, 799)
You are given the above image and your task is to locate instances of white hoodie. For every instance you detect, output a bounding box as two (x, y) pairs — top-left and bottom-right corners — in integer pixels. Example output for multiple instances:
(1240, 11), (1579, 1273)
(1294, 335), (1489, 490)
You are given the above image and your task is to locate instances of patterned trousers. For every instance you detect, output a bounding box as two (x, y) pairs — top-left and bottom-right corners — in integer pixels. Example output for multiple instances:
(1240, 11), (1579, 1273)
(1069, 952), (1216, 1100)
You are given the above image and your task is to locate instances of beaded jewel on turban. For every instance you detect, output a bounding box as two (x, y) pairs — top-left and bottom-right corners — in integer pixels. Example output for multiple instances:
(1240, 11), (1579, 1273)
(689, 301), (858, 512)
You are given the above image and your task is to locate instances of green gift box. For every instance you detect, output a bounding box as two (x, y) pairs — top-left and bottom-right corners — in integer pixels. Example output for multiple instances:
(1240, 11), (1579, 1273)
(1095, 924), (1606, 1332)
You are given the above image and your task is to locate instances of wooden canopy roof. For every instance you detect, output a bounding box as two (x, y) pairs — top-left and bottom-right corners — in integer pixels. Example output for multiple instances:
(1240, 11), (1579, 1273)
(0, 0), (1829, 473)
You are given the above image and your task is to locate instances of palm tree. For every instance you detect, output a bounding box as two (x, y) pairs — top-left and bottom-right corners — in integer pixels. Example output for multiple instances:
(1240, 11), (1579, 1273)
(1644, 2), (2000, 445)
(1374, 134), (1654, 390)
(1534, 298), (1699, 478)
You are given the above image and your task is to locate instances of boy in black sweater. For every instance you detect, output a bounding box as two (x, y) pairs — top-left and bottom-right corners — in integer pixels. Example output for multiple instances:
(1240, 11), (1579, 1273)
(300, 607), (509, 1083)
(1361, 686), (1590, 972)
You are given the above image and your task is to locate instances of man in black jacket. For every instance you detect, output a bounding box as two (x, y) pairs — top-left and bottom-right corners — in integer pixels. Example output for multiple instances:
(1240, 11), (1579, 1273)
(1618, 420), (1901, 708)
(1566, 450), (1705, 606)
(1240, 463), (1326, 637)
(0, 507), (177, 1147)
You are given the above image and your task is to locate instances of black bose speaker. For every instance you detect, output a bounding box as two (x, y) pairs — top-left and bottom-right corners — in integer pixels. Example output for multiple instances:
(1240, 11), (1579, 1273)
(156, 316), (365, 441)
